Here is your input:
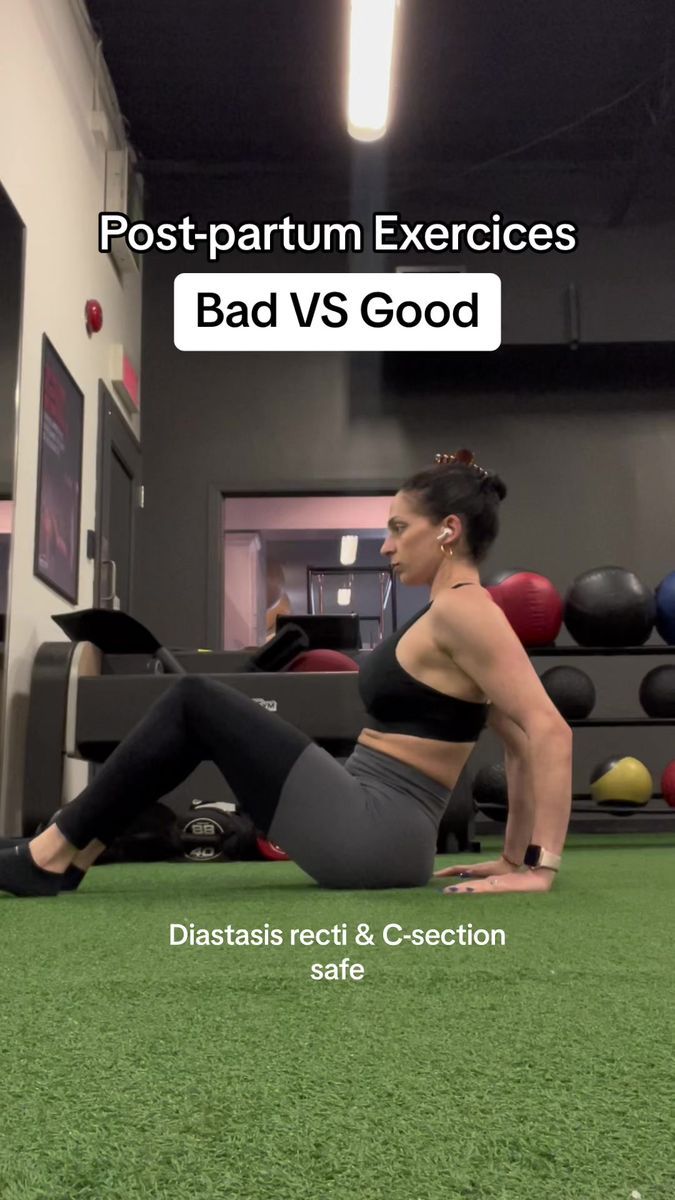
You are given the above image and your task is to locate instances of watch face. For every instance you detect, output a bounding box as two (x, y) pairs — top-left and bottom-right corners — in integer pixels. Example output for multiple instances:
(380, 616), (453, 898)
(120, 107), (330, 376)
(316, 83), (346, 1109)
(524, 844), (541, 867)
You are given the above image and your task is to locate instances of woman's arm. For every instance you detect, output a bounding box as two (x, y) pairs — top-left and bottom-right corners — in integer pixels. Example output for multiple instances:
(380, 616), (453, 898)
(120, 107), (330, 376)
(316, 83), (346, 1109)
(484, 705), (536, 863)
(503, 746), (535, 864)
(491, 705), (572, 860)
(428, 591), (573, 893)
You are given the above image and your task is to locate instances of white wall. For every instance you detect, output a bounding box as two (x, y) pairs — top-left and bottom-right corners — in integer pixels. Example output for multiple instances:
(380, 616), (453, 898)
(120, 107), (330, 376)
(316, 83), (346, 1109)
(0, 0), (142, 832)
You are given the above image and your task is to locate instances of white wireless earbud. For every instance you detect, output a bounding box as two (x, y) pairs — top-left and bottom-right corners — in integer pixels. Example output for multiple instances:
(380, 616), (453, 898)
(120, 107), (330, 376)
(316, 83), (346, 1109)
(436, 530), (452, 543)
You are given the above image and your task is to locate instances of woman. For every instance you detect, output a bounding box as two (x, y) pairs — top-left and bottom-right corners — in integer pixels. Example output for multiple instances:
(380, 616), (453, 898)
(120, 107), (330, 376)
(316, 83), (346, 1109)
(0, 451), (572, 898)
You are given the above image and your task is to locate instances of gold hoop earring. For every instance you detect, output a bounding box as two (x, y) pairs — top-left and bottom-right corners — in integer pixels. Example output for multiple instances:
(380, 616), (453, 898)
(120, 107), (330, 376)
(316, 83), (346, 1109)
(440, 543), (454, 559)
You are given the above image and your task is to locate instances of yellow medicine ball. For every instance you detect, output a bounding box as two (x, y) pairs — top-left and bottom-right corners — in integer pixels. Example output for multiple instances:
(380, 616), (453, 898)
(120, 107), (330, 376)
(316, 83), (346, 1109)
(589, 756), (653, 808)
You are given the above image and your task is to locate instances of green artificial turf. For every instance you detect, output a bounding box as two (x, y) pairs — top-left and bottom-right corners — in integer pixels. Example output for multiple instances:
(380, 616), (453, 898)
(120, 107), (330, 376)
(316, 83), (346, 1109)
(2, 838), (674, 1200)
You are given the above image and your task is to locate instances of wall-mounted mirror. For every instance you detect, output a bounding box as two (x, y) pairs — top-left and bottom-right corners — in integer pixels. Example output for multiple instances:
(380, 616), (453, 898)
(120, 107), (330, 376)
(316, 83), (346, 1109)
(0, 181), (26, 788)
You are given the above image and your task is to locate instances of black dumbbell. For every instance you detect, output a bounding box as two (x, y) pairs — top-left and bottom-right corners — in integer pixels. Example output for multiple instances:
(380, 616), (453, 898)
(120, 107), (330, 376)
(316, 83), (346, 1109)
(179, 801), (257, 862)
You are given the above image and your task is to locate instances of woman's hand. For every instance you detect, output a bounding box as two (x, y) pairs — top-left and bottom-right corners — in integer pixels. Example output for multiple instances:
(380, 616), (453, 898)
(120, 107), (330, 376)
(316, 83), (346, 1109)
(433, 856), (520, 880)
(441, 868), (556, 896)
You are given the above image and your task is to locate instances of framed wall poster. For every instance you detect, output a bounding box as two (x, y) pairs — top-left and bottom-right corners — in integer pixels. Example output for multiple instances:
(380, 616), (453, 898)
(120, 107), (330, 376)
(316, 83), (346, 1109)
(34, 336), (84, 603)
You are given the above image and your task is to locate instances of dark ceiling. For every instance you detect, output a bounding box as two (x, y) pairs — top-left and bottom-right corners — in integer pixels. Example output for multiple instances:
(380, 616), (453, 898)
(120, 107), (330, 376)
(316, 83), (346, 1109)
(85, 0), (675, 221)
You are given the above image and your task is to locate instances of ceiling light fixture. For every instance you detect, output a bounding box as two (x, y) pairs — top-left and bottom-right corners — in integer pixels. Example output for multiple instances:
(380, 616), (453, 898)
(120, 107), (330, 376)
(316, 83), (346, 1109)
(347, 0), (400, 142)
(340, 534), (359, 565)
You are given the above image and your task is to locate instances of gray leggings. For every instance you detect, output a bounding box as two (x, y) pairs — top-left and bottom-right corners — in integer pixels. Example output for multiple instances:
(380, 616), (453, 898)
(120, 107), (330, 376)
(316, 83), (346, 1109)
(270, 742), (452, 889)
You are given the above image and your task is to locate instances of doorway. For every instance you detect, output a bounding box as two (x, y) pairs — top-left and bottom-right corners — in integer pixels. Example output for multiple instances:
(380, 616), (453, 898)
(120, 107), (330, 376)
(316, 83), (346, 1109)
(220, 493), (430, 651)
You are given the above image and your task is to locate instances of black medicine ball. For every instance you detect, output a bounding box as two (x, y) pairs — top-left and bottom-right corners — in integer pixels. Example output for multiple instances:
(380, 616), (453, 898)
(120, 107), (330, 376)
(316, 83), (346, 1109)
(639, 665), (675, 718)
(472, 763), (508, 822)
(563, 566), (655, 647)
(540, 666), (596, 719)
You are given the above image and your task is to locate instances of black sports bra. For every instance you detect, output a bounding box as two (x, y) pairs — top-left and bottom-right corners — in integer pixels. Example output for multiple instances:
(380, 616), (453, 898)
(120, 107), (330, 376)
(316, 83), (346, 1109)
(358, 584), (489, 743)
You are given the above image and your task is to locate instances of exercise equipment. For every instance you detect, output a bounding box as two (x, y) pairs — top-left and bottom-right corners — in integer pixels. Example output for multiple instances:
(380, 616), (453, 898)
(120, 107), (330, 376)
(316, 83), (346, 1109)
(436, 769), (479, 853)
(277, 613), (361, 650)
(639, 666), (675, 718)
(53, 608), (309, 675)
(489, 572), (563, 646)
(53, 608), (187, 673)
(563, 568), (656, 647)
(655, 571), (675, 644)
(288, 649), (358, 673)
(483, 567), (532, 587)
(179, 802), (257, 862)
(660, 761), (675, 808)
(97, 801), (181, 863)
(540, 666), (596, 719)
(256, 837), (290, 861)
(180, 806), (289, 864)
(589, 756), (653, 810)
(472, 762), (508, 822)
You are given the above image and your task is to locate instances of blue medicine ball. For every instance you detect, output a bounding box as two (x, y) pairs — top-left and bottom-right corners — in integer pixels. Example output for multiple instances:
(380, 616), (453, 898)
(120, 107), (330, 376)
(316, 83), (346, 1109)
(655, 571), (675, 645)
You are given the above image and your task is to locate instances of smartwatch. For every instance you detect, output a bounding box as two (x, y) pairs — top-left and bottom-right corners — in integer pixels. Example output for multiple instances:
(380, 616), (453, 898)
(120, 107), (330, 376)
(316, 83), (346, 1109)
(523, 844), (561, 872)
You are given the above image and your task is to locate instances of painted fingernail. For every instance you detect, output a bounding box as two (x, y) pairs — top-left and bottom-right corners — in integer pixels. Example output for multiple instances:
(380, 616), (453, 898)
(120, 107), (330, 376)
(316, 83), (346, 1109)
(445, 886), (459, 893)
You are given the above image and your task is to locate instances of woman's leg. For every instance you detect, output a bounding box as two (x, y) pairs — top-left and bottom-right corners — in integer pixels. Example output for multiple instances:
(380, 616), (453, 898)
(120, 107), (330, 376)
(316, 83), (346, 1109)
(0, 676), (310, 896)
(0, 675), (441, 896)
(56, 675), (312, 847)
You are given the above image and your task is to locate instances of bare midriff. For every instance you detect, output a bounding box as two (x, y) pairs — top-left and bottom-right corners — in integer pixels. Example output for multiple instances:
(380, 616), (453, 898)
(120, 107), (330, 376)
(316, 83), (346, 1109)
(357, 727), (476, 790)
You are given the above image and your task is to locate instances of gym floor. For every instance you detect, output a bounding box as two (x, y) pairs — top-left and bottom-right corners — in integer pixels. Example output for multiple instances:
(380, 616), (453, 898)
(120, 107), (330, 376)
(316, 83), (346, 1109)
(2, 836), (673, 1200)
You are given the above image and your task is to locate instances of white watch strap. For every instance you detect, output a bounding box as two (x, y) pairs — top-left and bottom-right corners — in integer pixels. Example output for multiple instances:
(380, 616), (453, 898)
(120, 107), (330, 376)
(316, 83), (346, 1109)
(532, 848), (561, 872)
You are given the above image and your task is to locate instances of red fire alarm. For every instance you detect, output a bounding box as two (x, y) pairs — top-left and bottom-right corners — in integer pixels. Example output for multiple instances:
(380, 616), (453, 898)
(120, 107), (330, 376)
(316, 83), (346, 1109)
(85, 299), (103, 335)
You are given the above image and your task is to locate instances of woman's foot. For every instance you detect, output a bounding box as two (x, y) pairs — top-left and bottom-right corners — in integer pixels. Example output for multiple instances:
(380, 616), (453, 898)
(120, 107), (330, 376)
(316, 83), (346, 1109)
(0, 823), (83, 897)
(61, 864), (87, 891)
(0, 834), (86, 891)
(0, 843), (64, 897)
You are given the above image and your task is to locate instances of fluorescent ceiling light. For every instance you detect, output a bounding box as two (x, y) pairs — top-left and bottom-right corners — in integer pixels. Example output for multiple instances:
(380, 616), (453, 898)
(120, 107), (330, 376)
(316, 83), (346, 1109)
(347, 0), (399, 142)
(340, 534), (359, 565)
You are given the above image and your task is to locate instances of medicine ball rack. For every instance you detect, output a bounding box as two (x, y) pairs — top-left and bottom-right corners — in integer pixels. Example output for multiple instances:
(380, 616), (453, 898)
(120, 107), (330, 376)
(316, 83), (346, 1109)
(527, 645), (675, 657)
(505, 642), (675, 830)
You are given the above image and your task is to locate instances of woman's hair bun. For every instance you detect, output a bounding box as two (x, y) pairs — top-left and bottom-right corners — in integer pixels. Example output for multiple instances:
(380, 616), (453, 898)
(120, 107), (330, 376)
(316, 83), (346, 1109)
(480, 473), (508, 502)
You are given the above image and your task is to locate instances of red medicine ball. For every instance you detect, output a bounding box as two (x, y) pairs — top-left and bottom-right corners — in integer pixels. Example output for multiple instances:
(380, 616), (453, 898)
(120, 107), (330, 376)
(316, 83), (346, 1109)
(660, 761), (675, 808)
(489, 572), (563, 647)
(256, 836), (290, 861)
(288, 649), (359, 672)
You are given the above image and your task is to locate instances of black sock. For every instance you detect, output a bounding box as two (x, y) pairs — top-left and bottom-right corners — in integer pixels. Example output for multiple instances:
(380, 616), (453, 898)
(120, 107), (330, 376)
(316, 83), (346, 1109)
(0, 844), (63, 897)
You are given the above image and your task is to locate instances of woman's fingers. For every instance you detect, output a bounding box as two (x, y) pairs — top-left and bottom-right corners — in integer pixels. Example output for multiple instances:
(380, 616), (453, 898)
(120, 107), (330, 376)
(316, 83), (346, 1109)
(443, 872), (554, 895)
(433, 865), (476, 878)
(433, 861), (494, 878)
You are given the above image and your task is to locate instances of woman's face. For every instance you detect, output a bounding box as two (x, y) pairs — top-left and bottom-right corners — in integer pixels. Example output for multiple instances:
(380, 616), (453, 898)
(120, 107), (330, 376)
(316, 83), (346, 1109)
(380, 490), (453, 586)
